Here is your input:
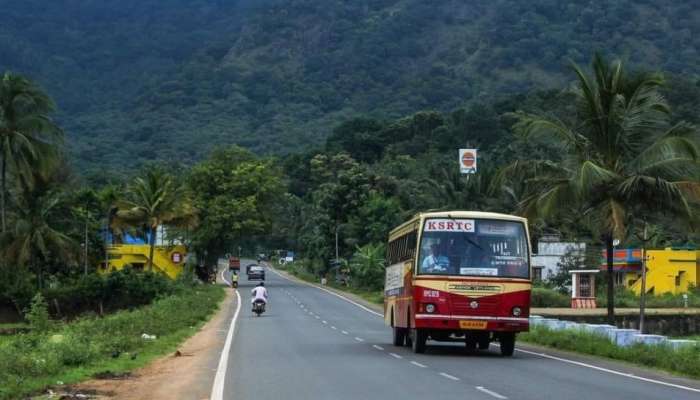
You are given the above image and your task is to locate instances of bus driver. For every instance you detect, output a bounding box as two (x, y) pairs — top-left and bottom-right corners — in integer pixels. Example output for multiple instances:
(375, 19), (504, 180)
(421, 243), (450, 273)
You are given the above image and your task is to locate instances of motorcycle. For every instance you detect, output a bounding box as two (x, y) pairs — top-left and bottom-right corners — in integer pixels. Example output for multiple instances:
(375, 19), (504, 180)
(252, 299), (266, 316)
(231, 280), (238, 288)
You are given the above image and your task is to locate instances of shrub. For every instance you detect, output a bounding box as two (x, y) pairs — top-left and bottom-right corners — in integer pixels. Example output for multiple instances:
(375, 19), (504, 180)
(531, 287), (570, 307)
(41, 268), (177, 318)
(26, 294), (51, 332)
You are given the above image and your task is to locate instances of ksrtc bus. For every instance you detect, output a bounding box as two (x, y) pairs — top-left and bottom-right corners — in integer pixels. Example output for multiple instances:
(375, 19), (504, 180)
(384, 211), (531, 355)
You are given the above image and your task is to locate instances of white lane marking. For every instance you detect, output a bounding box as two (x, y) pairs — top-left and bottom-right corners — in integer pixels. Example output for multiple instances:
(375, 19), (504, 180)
(476, 386), (507, 399)
(210, 289), (241, 400)
(515, 347), (700, 394)
(342, 330), (349, 335)
(331, 326), (337, 330)
(389, 353), (403, 359)
(269, 266), (382, 317)
(373, 345), (384, 351)
(221, 269), (231, 286)
(315, 315), (320, 319)
(410, 361), (427, 368)
(440, 372), (460, 381)
(322, 320), (328, 324)
(355, 337), (365, 342)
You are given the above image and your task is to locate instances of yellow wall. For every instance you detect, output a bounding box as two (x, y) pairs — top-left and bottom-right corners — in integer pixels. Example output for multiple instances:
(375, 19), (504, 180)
(101, 244), (187, 280)
(628, 249), (699, 295)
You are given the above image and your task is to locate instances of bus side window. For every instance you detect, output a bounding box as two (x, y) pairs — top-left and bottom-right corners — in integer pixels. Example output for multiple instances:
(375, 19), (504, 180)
(407, 231), (417, 259)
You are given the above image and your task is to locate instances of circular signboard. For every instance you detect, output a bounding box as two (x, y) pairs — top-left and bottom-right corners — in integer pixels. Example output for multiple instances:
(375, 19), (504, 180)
(462, 151), (475, 167)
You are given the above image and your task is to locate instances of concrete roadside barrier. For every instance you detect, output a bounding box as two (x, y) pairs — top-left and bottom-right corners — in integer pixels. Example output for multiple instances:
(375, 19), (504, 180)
(632, 334), (667, 345)
(607, 329), (639, 347)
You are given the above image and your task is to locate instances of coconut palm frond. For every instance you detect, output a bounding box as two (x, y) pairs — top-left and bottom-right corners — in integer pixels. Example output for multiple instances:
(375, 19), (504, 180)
(509, 111), (586, 151)
(576, 160), (619, 195)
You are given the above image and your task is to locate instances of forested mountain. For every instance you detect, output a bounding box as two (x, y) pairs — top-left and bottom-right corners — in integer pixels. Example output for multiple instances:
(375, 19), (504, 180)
(1, 0), (699, 175)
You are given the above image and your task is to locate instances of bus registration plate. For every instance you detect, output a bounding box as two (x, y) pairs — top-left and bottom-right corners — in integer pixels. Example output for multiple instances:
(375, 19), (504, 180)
(459, 320), (487, 330)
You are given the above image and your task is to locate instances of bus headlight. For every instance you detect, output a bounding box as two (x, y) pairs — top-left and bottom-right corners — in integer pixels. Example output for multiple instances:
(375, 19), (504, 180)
(512, 307), (522, 317)
(425, 304), (436, 313)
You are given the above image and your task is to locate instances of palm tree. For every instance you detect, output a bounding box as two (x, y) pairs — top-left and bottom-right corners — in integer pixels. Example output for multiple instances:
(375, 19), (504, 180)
(0, 72), (63, 232)
(0, 187), (76, 288)
(112, 169), (197, 271)
(498, 54), (700, 324)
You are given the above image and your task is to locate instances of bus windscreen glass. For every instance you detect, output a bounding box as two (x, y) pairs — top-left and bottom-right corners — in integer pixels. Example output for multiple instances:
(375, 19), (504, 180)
(418, 218), (529, 278)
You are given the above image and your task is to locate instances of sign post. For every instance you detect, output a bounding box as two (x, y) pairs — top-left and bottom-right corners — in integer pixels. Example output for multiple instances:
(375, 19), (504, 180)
(459, 149), (477, 174)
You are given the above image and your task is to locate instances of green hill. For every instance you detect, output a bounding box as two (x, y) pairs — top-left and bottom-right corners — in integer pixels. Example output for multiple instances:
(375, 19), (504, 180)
(1, 0), (699, 174)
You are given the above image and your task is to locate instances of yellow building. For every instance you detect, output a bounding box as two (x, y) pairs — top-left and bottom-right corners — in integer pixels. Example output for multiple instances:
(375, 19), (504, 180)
(102, 244), (187, 280)
(603, 248), (699, 295)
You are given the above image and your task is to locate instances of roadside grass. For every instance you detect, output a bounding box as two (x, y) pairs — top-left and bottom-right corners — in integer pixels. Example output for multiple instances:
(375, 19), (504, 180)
(0, 285), (224, 400)
(520, 325), (700, 379)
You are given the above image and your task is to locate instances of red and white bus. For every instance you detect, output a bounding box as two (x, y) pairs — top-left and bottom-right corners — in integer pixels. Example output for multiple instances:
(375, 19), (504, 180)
(384, 211), (531, 355)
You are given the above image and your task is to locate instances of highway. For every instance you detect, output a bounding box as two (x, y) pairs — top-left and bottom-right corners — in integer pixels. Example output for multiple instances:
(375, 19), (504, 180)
(217, 263), (700, 400)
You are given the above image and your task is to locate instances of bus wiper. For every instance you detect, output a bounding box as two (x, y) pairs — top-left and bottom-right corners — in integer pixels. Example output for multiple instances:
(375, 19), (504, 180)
(445, 214), (483, 251)
(465, 237), (483, 251)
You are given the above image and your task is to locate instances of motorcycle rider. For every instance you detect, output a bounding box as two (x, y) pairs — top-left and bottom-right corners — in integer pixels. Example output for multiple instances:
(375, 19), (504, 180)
(230, 270), (239, 288)
(251, 282), (268, 311)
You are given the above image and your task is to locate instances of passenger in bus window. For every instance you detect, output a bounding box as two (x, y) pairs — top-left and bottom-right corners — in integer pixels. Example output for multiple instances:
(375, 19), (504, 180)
(421, 243), (450, 273)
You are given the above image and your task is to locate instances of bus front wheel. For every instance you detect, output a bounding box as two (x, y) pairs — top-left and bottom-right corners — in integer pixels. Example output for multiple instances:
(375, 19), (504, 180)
(411, 329), (427, 354)
(392, 326), (407, 346)
(499, 333), (515, 356)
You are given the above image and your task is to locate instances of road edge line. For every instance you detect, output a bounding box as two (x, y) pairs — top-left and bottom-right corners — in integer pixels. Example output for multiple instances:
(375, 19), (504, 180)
(210, 288), (241, 400)
(268, 265), (382, 317)
(514, 347), (700, 394)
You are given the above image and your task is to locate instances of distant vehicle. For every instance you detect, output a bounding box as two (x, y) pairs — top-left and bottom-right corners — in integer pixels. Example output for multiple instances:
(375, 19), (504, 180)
(285, 251), (295, 263)
(384, 211), (532, 356)
(257, 253), (267, 261)
(247, 265), (265, 281)
(228, 256), (241, 272)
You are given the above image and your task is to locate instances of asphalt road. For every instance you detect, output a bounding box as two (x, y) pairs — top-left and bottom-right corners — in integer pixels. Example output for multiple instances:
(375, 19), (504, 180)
(221, 262), (700, 400)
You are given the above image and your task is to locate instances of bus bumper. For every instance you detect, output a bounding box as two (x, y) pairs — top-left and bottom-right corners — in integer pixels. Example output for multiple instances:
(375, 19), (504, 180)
(414, 314), (529, 332)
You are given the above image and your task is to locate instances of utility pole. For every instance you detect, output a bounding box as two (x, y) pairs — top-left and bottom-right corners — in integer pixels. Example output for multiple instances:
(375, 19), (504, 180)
(84, 212), (89, 276)
(638, 223), (650, 334)
(335, 224), (339, 263)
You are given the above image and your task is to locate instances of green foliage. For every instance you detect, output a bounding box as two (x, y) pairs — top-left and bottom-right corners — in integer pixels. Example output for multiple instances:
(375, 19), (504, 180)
(25, 293), (50, 332)
(3, 2), (700, 173)
(188, 146), (284, 264)
(0, 285), (223, 400)
(530, 287), (570, 307)
(349, 243), (386, 291)
(42, 268), (178, 318)
(0, 72), (63, 232)
(597, 286), (700, 308)
(521, 325), (700, 379)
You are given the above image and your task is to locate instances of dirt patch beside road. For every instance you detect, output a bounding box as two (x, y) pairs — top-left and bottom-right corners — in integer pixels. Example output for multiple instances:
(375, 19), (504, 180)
(68, 287), (236, 400)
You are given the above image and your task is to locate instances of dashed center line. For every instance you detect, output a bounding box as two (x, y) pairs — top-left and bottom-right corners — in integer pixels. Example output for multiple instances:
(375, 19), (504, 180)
(322, 320), (328, 324)
(315, 315), (320, 319)
(341, 330), (349, 335)
(389, 353), (403, 359)
(439, 372), (460, 381)
(331, 326), (337, 330)
(354, 337), (365, 342)
(372, 345), (384, 351)
(410, 361), (427, 368)
(476, 386), (507, 399)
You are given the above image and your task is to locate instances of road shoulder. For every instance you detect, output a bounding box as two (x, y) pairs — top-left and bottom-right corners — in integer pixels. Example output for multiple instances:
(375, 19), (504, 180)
(68, 285), (237, 400)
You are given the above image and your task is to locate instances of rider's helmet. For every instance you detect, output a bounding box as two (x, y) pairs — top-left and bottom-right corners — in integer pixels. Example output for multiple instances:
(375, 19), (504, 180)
(258, 282), (265, 287)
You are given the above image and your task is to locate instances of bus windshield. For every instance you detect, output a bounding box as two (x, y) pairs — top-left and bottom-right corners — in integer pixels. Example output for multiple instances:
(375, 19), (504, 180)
(418, 218), (529, 279)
